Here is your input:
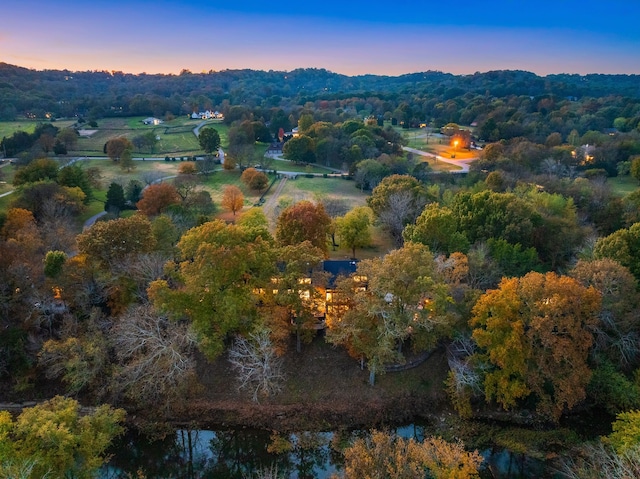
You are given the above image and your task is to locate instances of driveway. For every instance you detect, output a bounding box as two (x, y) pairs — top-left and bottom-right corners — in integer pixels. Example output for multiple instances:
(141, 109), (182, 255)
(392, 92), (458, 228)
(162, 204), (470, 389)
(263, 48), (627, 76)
(402, 146), (475, 173)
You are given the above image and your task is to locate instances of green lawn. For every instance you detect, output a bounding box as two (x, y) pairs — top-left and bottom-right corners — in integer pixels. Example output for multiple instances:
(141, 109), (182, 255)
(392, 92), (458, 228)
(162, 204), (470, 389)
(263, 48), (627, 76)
(200, 170), (273, 206)
(609, 175), (639, 197)
(71, 117), (227, 157)
(279, 176), (368, 206)
(0, 120), (76, 140)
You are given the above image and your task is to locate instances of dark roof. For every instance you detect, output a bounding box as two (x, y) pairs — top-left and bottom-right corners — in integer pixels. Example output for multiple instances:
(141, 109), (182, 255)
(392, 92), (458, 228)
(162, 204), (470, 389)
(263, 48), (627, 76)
(323, 260), (358, 287)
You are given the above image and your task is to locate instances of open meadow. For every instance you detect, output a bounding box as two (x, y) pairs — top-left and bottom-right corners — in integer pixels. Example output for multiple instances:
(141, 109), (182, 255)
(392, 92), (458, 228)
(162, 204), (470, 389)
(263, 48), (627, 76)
(73, 117), (227, 156)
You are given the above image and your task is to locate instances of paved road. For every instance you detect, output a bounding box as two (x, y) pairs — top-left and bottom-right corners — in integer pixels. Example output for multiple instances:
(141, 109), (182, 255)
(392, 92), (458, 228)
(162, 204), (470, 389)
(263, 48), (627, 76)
(402, 146), (475, 173)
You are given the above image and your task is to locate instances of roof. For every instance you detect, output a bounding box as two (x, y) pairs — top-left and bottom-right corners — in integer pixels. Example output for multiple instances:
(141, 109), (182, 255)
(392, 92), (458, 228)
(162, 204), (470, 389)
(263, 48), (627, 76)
(322, 260), (358, 287)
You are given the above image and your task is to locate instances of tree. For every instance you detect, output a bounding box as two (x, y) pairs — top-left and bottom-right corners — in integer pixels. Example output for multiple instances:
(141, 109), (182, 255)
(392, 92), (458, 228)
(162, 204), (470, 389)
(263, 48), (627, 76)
(342, 430), (482, 479)
(58, 163), (93, 203)
(76, 214), (156, 265)
(105, 137), (133, 162)
(367, 175), (431, 246)
(111, 304), (198, 407)
(275, 200), (331, 256)
(594, 223), (640, 280)
(335, 206), (373, 259)
(471, 272), (601, 421)
(119, 146), (135, 171)
(283, 135), (315, 163)
(228, 329), (285, 402)
(631, 156), (640, 183)
(198, 126), (221, 154)
(12, 158), (58, 186)
(148, 220), (276, 359)
(105, 182), (126, 214)
(136, 182), (181, 216)
(222, 185), (244, 216)
(354, 159), (389, 191)
(404, 203), (469, 255)
(0, 396), (125, 479)
(327, 242), (454, 385)
(43, 250), (67, 278)
(56, 127), (78, 150)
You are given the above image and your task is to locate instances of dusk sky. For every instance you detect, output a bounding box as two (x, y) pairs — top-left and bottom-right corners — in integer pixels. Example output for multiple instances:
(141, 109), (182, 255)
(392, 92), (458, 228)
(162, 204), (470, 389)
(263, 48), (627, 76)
(3, 0), (639, 76)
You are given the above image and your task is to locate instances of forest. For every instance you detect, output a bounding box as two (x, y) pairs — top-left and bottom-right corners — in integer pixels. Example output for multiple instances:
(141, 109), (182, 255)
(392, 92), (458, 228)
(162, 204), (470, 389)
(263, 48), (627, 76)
(1, 63), (640, 478)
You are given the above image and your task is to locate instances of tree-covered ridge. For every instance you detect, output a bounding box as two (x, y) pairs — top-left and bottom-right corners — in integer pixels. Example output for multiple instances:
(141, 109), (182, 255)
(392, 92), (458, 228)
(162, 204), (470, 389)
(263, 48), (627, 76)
(1, 62), (639, 121)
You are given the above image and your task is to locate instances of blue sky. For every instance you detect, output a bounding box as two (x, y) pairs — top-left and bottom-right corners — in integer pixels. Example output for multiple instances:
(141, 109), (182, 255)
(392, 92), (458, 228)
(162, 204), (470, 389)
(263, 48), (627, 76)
(2, 0), (639, 75)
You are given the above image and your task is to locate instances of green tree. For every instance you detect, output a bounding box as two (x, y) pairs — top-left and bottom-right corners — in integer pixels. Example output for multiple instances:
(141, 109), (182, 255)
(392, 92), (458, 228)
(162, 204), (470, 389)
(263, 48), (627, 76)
(283, 135), (316, 163)
(119, 146), (135, 172)
(403, 203), (469, 255)
(0, 396), (124, 479)
(148, 220), (276, 359)
(12, 158), (58, 186)
(105, 182), (127, 214)
(335, 206), (373, 259)
(630, 156), (640, 183)
(198, 127), (221, 154)
(58, 163), (93, 203)
(327, 242), (454, 385)
(43, 250), (67, 278)
(594, 223), (640, 280)
(471, 272), (601, 420)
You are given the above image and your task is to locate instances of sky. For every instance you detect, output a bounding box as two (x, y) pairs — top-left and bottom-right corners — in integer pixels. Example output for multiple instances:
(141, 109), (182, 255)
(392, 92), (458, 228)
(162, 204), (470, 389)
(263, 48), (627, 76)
(2, 0), (640, 76)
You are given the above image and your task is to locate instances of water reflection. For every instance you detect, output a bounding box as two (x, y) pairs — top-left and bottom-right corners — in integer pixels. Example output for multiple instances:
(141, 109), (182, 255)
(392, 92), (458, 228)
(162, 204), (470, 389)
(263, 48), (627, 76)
(102, 424), (555, 478)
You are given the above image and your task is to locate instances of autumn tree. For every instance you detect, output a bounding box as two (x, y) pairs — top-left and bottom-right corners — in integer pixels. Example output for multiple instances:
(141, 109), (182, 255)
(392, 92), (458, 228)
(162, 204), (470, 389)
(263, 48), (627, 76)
(342, 430), (482, 479)
(275, 200), (331, 256)
(105, 137), (133, 162)
(0, 396), (125, 479)
(148, 219), (276, 359)
(335, 206), (373, 259)
(570, 258), (640, 367)
(222, 184), (244, 216)
(198, 126), (221, 154)
(327, 242), (454, 385)
(76, 214), (156, 265)
(136, 182), (181, 216)
(471, 272), (601, 421)
(57, 163), (93, 202)
(241, 167), (269, 191)
(56, 127), (79, 151)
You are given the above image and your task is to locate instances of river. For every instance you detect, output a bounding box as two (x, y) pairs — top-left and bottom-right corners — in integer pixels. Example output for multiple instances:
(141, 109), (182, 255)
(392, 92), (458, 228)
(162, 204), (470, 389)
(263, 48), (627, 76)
(100, 422), (573, 479)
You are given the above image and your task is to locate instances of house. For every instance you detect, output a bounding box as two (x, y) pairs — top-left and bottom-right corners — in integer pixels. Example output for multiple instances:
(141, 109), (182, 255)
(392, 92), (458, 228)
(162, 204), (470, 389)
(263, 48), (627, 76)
(191, 110), (225, 120)
(142, 117), (163, 125)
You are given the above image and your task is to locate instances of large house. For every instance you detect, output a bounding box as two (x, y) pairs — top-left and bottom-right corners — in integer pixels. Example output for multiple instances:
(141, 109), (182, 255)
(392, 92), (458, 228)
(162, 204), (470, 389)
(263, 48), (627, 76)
(191, 110), (224, 120)
(142, 117), (163, 125)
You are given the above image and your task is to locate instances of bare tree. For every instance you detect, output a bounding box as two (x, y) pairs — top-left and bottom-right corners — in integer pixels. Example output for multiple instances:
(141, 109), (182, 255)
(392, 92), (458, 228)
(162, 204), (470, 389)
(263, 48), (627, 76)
(558, 443), (640, 479)
(376, 190), (426, 247)
(141, 170), (165, 186)
(111, 304), (198, 406)
(228, 329), (285, 403)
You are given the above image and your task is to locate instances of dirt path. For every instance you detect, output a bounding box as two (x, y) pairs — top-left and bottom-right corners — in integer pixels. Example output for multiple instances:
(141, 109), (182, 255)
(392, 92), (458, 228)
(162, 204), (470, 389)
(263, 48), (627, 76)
(261, 177), (288, 227)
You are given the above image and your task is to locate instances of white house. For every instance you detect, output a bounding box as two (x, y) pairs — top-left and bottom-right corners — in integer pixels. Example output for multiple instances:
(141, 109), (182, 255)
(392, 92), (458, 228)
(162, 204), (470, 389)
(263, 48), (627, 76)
(142, 117), (163, 125)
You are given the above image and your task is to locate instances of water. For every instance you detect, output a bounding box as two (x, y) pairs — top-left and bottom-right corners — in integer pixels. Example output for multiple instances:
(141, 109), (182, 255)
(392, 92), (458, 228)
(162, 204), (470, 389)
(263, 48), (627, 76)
(101, 424), (564, 479)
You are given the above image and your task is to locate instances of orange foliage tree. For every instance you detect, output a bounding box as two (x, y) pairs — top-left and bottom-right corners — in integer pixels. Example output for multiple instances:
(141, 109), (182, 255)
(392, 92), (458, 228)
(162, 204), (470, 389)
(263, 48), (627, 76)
(221, 185), (244, 216)
(471, 271), (601, 421)
(275, 200), (331, 255)
(136, 183), (180, 216)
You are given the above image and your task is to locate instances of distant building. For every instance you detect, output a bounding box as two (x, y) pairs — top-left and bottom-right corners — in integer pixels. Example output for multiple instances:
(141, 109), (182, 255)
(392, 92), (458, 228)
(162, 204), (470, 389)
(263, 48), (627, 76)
(142, 117), (163, 125)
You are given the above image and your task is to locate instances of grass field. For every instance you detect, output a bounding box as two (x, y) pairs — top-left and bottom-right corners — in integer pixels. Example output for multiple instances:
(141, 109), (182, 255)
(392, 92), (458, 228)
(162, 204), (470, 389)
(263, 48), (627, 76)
(0, 120), (76, 140)
(72, 117), (219, 156)
(609, 175), (639, 197)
